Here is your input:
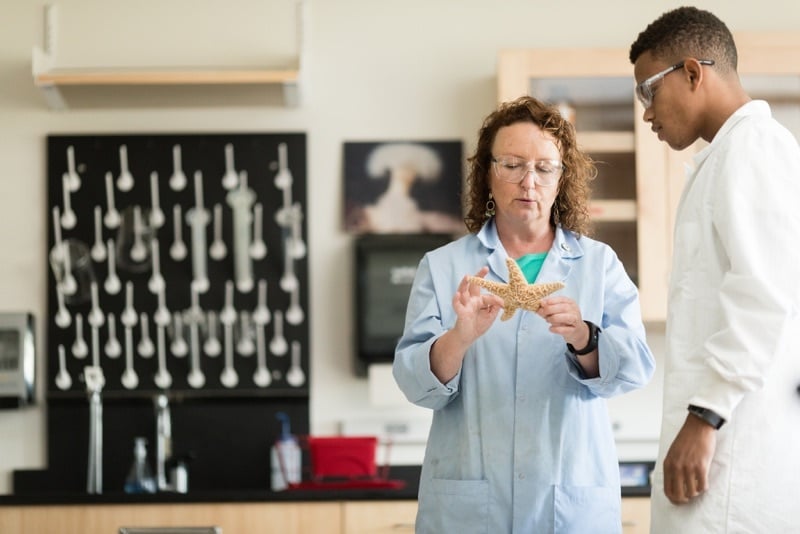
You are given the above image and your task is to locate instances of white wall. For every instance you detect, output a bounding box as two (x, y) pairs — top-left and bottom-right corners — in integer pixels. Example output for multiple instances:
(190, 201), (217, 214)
(1, 0), (799, 494)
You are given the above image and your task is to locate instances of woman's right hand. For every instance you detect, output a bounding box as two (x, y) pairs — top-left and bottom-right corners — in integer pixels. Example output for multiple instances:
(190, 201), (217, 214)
(430, 267), (503, 383)
(451, 266), (503, 345)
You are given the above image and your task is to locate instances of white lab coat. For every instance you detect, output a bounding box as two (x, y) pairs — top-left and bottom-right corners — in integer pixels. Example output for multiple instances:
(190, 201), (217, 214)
(651, 101), (800, 533)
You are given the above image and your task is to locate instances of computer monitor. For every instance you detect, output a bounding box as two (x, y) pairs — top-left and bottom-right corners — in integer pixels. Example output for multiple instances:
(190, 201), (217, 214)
(354, 234), (451, 375)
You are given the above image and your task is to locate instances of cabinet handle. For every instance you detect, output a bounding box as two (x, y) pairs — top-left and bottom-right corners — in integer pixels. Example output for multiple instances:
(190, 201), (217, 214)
(622, 520), (638, 526)
(391, 523), (416, 530)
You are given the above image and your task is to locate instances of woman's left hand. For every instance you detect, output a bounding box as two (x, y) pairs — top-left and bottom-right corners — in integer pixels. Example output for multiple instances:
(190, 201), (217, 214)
(536, 296), (590, 349)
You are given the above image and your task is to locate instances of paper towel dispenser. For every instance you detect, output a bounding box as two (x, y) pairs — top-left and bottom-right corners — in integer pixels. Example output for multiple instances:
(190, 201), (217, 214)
(0, 312), (36, 408)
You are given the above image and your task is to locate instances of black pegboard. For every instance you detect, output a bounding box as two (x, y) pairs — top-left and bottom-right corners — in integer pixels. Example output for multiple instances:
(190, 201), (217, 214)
(45, 132), (309, 398)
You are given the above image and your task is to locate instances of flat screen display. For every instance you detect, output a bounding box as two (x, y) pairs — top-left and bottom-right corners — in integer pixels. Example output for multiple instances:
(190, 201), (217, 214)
(354, 234), (451, 373)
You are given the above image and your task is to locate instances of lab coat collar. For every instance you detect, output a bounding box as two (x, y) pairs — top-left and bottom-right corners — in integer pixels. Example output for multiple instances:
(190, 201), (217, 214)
(693, 100), (771, 168)
(476, 219), (579, 283)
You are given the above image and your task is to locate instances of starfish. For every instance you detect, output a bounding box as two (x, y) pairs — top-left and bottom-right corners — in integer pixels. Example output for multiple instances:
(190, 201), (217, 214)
(468, 257), (565, 321)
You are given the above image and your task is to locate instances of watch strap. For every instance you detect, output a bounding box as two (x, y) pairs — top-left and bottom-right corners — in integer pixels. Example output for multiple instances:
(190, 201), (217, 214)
(688, 404), (725, 429)
(567, 320), (600, 356)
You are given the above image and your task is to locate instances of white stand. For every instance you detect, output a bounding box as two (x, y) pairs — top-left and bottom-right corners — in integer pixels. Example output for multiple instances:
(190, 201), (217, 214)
(104, 313), (121, 358)
(252, 280), (271, 325)
(269, 310), (288, 356)
(87, 281), (104, 328)
(170, 312), (188, 357)
(221, 143), (239, 190)
(104, 238), (121, 295)
(55, 345), (72, 390)
(103, 172), (120, 229)
(65, 146), (81, 192)
(120, 281), (137, 328)
(220, 322), (238, 388)
(203, 311), (221, 357)
(170, 204), (187, 261)
(117, 145), (134, 192)
(169, 144), (187, 191)
(84, 365), (105, 494)
(286, 341), (306, 387)
(226, 171), (255, 293)
(149, 171), (165, 228)
(121, 326), (139, 390)
(148, 238), (165, 294)
(186, 171), (210, 293)
(72, 313), (88, 358)
(54, 284), (71, 329)
(91, 206), (106, 262)
(249, 203), (267, 260)
(130, 206), (147, 263)
(209, 203), (227, 260)
(253, 322), (271, 388)
(60, 173), (77, 229)
(137, 312), (155, 358)
(285, 286), (304, 326)
(154, 324), (172, 389)
(236, 311), (255, 356)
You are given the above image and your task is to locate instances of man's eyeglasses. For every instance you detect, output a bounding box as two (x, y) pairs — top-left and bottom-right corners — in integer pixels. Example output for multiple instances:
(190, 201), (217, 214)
(635, 59), (715, 109)
(492, 157), (563, 186)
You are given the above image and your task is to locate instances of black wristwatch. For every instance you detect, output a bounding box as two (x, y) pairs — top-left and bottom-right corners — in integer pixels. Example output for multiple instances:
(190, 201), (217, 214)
(567, 321), (600, 356)
(688, 404), (726, 430)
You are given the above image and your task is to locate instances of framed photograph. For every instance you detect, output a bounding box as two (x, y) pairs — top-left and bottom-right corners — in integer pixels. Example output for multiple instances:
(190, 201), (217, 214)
(343, 141), (464, 234)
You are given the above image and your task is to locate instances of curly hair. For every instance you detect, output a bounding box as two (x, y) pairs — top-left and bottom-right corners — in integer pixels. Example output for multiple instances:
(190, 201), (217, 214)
(629, 6), (738, 74)
(463, 95), (594, 236)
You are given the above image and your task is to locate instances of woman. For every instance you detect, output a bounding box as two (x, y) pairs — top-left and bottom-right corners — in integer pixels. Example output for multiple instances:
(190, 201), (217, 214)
(393, 96), (655, 533)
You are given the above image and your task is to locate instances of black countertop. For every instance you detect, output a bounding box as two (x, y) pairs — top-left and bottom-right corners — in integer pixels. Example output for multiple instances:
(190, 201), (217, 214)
(0, 465), (420, 506)
(0, 465), (650, 506)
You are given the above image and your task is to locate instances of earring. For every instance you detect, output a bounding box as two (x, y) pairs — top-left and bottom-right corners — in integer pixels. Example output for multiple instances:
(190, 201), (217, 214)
(484, 193), (496, 218)
(552, 198), (560, 226)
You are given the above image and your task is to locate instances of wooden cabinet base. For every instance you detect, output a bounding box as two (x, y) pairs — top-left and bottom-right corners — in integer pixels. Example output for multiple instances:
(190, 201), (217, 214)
(4, 502), (340, 534)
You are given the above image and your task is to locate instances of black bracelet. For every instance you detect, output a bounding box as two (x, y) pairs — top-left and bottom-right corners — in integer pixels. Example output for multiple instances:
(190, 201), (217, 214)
(567, 320), (600, 356)
(687, 404), (726, 430)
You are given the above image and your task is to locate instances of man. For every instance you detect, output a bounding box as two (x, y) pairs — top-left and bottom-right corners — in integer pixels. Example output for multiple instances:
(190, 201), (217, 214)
(629, 6), (800, 533)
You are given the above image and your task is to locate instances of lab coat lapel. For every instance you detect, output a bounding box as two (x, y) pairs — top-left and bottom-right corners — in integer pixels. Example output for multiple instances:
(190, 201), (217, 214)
(539, 226), (575, 284)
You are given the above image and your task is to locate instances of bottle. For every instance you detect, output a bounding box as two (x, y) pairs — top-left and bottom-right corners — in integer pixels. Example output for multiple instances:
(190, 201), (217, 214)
(124, 437), (157, 494)
(270, 412), (301, 491)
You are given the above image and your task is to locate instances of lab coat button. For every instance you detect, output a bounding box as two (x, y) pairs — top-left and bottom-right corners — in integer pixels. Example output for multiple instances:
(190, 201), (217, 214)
(518, 473), (525, 480)
(560, 242), (571, 252)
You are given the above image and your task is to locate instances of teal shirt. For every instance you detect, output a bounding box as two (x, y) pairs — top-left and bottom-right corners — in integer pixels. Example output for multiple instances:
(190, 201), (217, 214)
(516, 252), (548, 283)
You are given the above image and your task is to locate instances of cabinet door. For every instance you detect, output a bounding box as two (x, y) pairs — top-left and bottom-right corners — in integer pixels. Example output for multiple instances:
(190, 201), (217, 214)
(19, 502), (342, 534)
(497, 37), (800, 322)
(497, 47), (672, 321)
(621, 497), (651, 534)
(342, 500), (417, 533)
(0, 507), (23, 534)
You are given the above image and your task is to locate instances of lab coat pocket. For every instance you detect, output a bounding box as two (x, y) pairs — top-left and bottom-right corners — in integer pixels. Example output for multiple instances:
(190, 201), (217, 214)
(553, 484), (621, 534)
(417, 478), (489, 534)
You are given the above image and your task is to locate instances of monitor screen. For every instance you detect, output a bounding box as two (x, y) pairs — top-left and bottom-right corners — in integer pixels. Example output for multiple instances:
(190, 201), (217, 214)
(354, 234), (451, 373)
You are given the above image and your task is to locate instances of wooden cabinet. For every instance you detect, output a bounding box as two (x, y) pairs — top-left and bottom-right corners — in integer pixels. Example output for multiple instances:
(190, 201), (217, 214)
(0, 498), (651, 533)
(5, 502), (341, 534)
(343, 498), (646, 533)
(497, 46), (677, 321)
(497, 34), (800, 321)
(0, 506), (23, 534)
(621, 497), (650, 534)
(342, 500), (417, 533)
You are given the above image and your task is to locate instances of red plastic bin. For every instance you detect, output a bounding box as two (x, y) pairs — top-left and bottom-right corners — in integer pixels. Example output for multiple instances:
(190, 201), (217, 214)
(307, 436), (378, 479)
(284, 435), (406, 490)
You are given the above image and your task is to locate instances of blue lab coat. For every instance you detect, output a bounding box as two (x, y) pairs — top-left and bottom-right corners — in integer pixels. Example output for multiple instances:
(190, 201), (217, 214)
(393, 221), (655, 533)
